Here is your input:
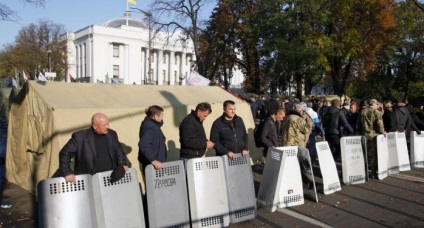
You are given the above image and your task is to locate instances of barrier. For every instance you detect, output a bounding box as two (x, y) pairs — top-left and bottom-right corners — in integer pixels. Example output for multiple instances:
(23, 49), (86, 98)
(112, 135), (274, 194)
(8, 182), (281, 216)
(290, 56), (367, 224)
(340, 136), (366, 185)
(38, 175), (97, 228)
(92, 168), (145, 228)
(222, 154), (256, 223)
(316, 141), (341, 195)
(387, 132), (411, 172)
(186, 157), (230, 228)
(297, 147), (318, 202)
(257, 147), (303, 212)
(387, 133), (399, 174)
(411, 131), (424, 168)
(145, 160), (190, 228)
(376, 135), (389, 180)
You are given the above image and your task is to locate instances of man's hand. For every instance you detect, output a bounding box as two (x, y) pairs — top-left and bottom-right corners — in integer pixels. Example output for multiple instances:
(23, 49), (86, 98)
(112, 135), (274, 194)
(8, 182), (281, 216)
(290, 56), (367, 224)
(206, 140), (215, 149)
(123, 165), (129, 172)
(227, 152), (236, 160)
(416, 130), (422, 135)
(242, 150), (249, 157)
(151, 160), (163, 170)
(383, 131), (387, 137)
(65, 174), (76, 183)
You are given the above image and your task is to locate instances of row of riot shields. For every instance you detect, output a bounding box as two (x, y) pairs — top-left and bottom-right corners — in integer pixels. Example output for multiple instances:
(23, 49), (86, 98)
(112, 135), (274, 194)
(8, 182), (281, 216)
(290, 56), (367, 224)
(256, 131), (424, 213)
(37, 154), (257, 228)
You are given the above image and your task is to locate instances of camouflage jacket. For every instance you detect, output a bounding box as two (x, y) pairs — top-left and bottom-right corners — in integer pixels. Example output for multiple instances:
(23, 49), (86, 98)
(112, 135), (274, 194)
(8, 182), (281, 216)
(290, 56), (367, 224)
(360, 107), (384, 139)
(282, 110), (312, 147)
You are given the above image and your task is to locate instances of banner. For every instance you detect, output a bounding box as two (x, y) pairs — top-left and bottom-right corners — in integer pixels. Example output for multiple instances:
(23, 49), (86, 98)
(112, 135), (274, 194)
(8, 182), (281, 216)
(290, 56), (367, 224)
(187, 71), (210, 86)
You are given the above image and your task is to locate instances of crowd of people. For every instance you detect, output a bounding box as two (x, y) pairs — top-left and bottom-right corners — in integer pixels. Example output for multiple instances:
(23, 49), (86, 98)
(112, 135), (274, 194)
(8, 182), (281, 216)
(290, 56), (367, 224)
(248, 94), (424, 178)
(58, 95), (424, 185)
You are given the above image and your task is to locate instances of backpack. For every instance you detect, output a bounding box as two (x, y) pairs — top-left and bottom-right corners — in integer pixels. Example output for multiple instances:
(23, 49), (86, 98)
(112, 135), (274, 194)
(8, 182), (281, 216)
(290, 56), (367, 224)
(254, 120), (266, 148)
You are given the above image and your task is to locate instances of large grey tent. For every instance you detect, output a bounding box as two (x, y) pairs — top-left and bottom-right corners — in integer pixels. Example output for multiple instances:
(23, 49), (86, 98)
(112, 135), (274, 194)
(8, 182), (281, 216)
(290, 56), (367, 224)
(6, 81), (262, 194)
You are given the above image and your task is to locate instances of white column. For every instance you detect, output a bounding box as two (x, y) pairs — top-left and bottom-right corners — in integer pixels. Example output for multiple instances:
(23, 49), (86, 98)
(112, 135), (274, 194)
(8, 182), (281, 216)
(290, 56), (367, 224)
(180, 52), (186, 85)
(169, 51), (175, 85)
(75, 45), (80, 78)
(157, 49), (163, 85)
(141, 48), (145, 84)
(124, 44), (129, 84)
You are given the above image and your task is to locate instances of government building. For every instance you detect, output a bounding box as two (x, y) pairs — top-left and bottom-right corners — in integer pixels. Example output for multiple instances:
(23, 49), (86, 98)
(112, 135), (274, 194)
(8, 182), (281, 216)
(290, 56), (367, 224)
(62, 12), (244, 88)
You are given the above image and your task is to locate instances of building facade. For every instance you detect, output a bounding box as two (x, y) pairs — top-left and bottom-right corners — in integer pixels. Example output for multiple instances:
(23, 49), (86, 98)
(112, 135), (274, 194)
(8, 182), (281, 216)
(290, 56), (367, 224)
(63, 13), (195, 85)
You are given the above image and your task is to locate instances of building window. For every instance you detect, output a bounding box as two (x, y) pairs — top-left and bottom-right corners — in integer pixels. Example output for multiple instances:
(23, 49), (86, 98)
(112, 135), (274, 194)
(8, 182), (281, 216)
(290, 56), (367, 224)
(163, 70), (166, 82)
(113, 65), (119, 78)
(113, 45), (119, 58)
(186, 56), (190, 66)
(151, 52), (155, 62)
(163, 53), (166, 64)
(174, 55), (177, 65)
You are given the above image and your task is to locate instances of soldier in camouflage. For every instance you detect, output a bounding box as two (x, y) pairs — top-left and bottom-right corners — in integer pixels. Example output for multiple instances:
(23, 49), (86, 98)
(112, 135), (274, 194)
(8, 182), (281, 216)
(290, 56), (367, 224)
(281, 103), (312, 147)
(361, 99), (386, 178)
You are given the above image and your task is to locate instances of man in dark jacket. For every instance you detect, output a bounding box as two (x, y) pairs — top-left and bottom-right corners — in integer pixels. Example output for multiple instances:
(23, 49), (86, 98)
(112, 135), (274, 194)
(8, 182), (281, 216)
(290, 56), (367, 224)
(59, 113), (128, 183)
(210, 100), (249, 159)
(179, 102), (214, 159)
(138, 105), (167, 172)
(260, 107), (285, 157)
(394, 100), (421, 135)
(323, 99), (354, 161)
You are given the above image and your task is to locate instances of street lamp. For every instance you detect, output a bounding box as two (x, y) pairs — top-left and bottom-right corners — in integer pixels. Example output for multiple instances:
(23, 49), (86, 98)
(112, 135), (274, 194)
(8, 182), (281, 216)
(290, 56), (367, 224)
(130, 7), (153, 85)
(47, 48), (52, 72)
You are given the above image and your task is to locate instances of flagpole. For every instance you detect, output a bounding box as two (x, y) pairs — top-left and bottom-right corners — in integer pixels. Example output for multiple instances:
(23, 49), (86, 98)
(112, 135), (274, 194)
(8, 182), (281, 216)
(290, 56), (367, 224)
(126, 0), (129, 26)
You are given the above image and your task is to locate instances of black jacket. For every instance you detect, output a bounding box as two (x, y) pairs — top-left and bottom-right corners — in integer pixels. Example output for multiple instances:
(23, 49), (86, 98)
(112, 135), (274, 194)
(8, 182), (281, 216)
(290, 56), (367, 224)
(179, 110), (208, 159)
(138, 116), (167, 168)
(210, 114), (248, 156)
(59, 128), (127, 176)
(383, 109), (397, 132)
(394, 105), (420, 132)
(323, 106), (354, 136)
(260, 116), (279, 150)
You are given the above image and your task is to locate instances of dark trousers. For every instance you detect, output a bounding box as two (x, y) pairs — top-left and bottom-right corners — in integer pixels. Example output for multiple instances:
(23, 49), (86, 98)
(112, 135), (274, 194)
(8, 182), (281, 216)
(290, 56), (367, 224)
(327, 133), (341, 161)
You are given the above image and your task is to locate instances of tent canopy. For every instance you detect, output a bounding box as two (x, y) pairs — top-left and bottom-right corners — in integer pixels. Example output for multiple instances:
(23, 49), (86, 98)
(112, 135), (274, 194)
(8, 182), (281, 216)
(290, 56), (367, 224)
(6, 81), (262, 194)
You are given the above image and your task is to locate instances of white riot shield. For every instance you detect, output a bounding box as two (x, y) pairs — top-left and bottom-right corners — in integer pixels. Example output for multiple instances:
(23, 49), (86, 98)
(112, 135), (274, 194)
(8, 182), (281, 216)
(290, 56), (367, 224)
(38, 175), (97, 228)
(396, 132), (411, 171)
(411, 131), (424, 168)
(377, 135), (389, 180)
(387, 132), (411, 172)
(146, 161), (190, 228)
(187, 157), (230, 228)
(92, 168), (145, 228)
(257, 147), (304, 212)
(257, 148), (285, 212)
(316, 141), (341, 195)
(341, 136), (366, 185)
(387, 132), (400, 174)
(276, 146), (304, 208)
(297, 147), (318, 202)
(222, 154), (256, 223)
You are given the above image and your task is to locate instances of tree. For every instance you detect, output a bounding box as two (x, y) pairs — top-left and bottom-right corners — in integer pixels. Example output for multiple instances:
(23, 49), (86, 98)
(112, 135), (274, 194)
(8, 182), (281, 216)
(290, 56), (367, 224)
(150, 0), (214, 77)
(0, 0), (44, 21)
(0, 20), (67, 82)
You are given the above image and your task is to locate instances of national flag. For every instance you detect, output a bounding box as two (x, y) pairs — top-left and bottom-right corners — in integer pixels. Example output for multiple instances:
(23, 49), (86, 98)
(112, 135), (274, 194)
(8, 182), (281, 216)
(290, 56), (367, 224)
(187, 71), (211, 86)
(127, 0), (136, 4)
(69, 74), (76, 82)
(38, 72), (47, 81)
(22, 70), (28, 81)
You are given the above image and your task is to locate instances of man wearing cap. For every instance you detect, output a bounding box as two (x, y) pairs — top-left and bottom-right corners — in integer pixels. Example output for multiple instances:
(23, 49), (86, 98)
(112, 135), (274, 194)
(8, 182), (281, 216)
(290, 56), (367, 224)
(281, 103), (312, 147)
(361, 99), (386, 178)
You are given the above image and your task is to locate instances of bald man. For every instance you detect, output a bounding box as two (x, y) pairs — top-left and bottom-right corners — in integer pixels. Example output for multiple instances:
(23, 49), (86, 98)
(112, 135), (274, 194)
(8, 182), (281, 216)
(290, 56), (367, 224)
(59, 113), (128, 183)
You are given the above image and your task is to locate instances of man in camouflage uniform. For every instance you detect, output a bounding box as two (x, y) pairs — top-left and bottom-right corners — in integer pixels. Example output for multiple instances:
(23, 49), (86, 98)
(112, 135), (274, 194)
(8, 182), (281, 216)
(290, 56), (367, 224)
(281, 103), (312, 147)
(361, 99), (386, 178)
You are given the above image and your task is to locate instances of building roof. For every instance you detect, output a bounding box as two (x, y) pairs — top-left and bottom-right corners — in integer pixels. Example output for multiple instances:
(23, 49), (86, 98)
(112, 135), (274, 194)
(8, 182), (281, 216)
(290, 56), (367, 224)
(103, 16), (147, 29)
